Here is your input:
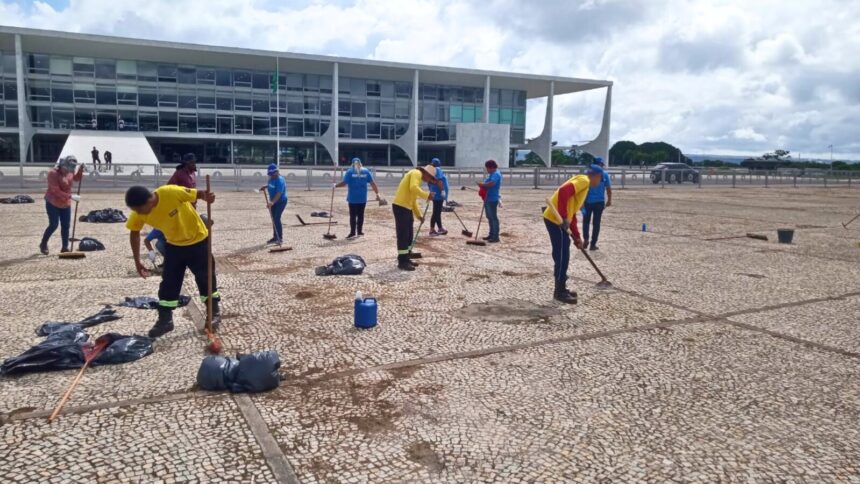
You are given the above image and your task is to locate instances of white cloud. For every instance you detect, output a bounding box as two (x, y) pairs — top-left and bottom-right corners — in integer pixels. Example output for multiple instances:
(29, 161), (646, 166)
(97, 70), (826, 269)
(1, 0), (858, 159)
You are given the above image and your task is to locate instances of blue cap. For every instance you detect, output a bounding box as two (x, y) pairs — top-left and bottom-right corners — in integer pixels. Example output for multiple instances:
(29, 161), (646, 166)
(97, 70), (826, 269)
(586, 164), (604, 175)
(593, 157), (605, 166)
(431, 157), (441, 167)
(267, 163), (278, 176)
(351, 157), (361, 165)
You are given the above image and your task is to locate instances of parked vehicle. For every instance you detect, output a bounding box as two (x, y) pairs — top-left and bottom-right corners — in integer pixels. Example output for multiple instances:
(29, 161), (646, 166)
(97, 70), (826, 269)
(650, 163), (699, 183)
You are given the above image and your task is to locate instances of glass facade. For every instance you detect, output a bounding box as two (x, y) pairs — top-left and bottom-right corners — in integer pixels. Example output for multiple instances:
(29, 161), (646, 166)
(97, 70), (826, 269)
(5, 48), (528, 163)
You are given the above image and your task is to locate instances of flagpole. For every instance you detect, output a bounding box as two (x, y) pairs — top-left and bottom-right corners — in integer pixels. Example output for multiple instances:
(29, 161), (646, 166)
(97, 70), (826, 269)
(276, 56), (280, 169)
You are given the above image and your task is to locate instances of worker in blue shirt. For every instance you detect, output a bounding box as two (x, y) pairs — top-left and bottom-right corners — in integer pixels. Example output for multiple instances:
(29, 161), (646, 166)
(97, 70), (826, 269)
(582, 157), (613, 250)
(335, 157), (380, 239)
(143, 228), (166, 266)
(476, 159), (502, 243)
(428, 158), (449, 236)
(260, 163), (288, 244)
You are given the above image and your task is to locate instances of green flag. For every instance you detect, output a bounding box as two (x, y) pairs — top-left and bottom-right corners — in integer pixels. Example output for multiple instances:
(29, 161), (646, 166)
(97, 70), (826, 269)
(270, 72), (279, 94)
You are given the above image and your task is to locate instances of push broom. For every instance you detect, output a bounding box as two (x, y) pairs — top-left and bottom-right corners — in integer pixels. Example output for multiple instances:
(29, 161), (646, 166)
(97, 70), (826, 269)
(48, 335), (110, 422)
(545, 196), (612, 289)
(323, 180), (337, 240)
(464, 185), (486, 246)
(449, 209), (473, 237)
(263, 190), (292, 253)
(204, 175), (223, 354)
(408, 201), (431, 259)
(58, 166), (86, 260)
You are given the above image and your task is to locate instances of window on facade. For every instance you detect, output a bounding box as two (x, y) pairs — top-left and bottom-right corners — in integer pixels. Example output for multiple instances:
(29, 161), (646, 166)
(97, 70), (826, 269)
(463, 106), (477, 123)
(28, 54), (50, 74)
(4, 108), (17, 127)
(449, 104), (462, 123)
(95, 60), (116, 80)
(179, 113), (197, 132)
(396, 82), (412, 98)
(320, 98), (332, 116)
(350, 78), (366, 97)
(96, 85), (117, 105)
(500, 89), (514, 106)
(139, 111), (158, 131)
(303, 118), (318, 137)
(286, 74), (302, 92)
(367, 81), (381, 97)
(252, 72), (269, 90)
(367, 100), (381, 118)
(197, 68), (215, 85)
(139, 88), (158, 107)
(421, 126), (436, 141)
(338, 120), (350, 138)
(158, 65), (177, 83)
(253, 94), (269, 113)
(380, 81), (394, 98)
(515, 90), (526, 107)
(437, 103), (448, 122)
(30, 106), (52, 128)
(137, 62), (157, 82)
(233, 70), (252, 88)
(158, 90), (177, 107)
(49, 57), (73, 77)
(73, 83), (96, 104)
(511, 128), (525, 144)
(499, 108), (513, 124)
(422, 102), (436, 121)
(118, 110), (137, 131)
(462, 87), (477, 104)
(395, 100), (409, 119)
(197, 91), (215, 110)
(303, 96), (319, 115)
(351, 101), (366, 118)
(319, 76), (332, 94)
(490, 89), (500, 107)
(304, 75), (319, 92)
(338, 77), (350, 95)
(52, 109), (74, 129)
(287, 98), (303, 115)
(216, 115), (232, 134)
(3, 54), (17, 76)
(159, 111), (178, 131)
(73, 57), (95, 77)
(178, 90), (196, 109)
(177, 66), (196, 84)
(287, 119), (303, 137)
(489, 108), (499, 123)
(216, 95), (232, 111)
(421, 85), (437, 100)
(28, 80), (51, 101)
(97, 110), (117, 130)
(513, 109), (525, 126)
(337, 100), (350, 117)
(215, 69), (232, 87)
(235, 95), (252, 111)
(367, 121), (381, 139)
(253, 116), (269, 135)
(116, 60), (137, 80)
(437, 125), (449, 141)
(2, 81), (12, 102)
(74, 108), (96, 129)
(351, 122), (366, 139)
(381, 101), (394, 118)
(234, 114), (252, 133)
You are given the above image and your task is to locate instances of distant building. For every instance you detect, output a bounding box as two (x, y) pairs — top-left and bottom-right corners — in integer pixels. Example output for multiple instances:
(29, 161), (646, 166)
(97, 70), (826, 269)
(0, 26), (612, 167)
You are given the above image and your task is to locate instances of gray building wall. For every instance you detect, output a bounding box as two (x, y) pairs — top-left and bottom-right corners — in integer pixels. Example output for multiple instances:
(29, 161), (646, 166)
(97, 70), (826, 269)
(455, 123), (510, 168)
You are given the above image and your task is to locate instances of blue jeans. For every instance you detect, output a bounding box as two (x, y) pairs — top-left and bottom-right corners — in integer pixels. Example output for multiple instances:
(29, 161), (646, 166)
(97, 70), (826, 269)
(582, 201), (605, 246)
(545, 218), (571, 285)
(42, 200), (71, 249)
(154, 239), (166, 256)
(484, 201), (500, 240)
(270, 199), (288, 242)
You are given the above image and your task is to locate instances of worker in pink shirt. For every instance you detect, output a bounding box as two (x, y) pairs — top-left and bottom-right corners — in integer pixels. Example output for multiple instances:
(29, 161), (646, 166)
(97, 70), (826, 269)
(40, 156), (84, 255)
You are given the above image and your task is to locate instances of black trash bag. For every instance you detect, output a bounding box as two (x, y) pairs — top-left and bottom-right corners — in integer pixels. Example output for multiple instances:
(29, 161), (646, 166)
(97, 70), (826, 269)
(36, 307), (121, 336)
(0, 195), (35, 204)
(35, 322), (82, 336)
(78, 237), (106, 252)
(315, 254), (366, 276)
(231, 351), (281, 393)
(310, 211), (329, 218)
(196, 355), (240, 392)
(445, 200), (461, 207)
(91, 333), (154, 366)
(196, 351), (280, 393)
(119, 295), (191, 309)
(0, 328), (88, 376)
(79, 208), (127, 223)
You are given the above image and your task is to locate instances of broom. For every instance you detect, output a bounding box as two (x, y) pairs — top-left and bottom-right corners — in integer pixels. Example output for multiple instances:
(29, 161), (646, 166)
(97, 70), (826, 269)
(408, 201), (431, 259)
(263, 190), (292, 253)
(58, 166), (86, 259)
(204, 176), (223, 354)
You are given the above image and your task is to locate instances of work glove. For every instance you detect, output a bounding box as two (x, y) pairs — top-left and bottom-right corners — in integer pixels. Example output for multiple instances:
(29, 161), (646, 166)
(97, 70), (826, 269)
(442, 191), (447, 200)
(332, 183), (338, 189)
(71, 194), (81, 202)
(560, 220), (570, 233)
(147, 250), (157, 262)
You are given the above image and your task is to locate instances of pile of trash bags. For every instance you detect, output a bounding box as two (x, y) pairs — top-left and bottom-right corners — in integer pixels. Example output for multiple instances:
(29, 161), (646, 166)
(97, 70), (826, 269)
(196, 351), (281, 393)
(1, 328), (153, 376)
(36, 307), (121, 336)
(315, 254), (366, 276)
(78, 237), (105, 252)
(119, 295), (191, 310)
(79, 208), (127, 223)
(0, 195), (34, 204)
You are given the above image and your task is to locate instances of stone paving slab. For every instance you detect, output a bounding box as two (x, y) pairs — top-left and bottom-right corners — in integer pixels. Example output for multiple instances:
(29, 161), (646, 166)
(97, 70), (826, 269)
(0, 395), (276, 483)
(256, 322), (860, 483)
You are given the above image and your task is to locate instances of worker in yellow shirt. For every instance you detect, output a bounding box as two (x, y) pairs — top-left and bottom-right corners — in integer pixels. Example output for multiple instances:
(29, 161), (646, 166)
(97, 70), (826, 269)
(392, 164), (442, 271)
(124, 184), (220, 338)
(543, 165), (604, 304)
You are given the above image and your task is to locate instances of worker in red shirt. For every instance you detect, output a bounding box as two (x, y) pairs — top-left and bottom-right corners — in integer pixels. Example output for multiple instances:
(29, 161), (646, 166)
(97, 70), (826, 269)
(40, 156), (84, 255)
(168, 153), (197, 189)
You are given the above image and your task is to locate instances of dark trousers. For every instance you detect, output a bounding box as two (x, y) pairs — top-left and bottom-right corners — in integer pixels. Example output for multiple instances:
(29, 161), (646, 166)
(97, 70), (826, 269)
(430, 199), (444, 231)
(582, 201), (605, 246)
(159, 237), (219, 309)
(348, 203), (366, 235)
(485, 201), (500, 239)
(393, 204), (413, 265)
(42, 200), (71, 249)
(271, 199), (287, 242)
(545, 218), (571, 286)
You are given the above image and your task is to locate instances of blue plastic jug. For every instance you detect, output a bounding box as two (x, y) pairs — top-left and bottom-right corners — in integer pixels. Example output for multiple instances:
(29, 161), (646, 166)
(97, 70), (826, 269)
(354, 295), (378, 329)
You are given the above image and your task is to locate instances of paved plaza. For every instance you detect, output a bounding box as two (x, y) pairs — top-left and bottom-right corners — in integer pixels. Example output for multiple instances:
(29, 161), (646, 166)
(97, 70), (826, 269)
(0, 185), (858, 483)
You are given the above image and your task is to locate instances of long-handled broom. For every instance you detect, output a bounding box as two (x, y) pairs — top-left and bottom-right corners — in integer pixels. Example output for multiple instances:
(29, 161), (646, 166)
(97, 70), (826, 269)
(263, 191), (292, 253)
(48, 335), (110, 422)
(449, 209), (473, 237)
(59, 166), (86, 260)
(408, 201), (431, 259)
(466, 204), (486, 246)
(205, 176), (223, 354)
(545, 196), (612, 289)
(323, 182), (337, 240)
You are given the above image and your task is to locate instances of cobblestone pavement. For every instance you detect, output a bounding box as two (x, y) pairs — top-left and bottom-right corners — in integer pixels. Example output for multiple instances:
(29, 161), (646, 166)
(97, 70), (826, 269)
(0, 185), (858, 483)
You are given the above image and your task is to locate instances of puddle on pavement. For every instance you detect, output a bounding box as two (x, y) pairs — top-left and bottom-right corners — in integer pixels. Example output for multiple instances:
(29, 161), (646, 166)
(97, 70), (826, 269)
(452, 298), (559, 324)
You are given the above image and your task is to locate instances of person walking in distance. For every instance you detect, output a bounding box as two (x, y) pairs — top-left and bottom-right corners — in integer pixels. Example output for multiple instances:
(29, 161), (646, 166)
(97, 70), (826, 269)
(261, 163), (288, 244)
(543, 165), (605, 303)
(582, 157), (612, 251)
(392, 164), (441, 271)
(428, 158), (449, 236)
(104, 150), (112, 171)
(335, 157), (381, 239)
(476, 159), (502, 243)
(90, 146), (100, 171)
(40, 156), (84, 255)
(124, 184), (221, 338)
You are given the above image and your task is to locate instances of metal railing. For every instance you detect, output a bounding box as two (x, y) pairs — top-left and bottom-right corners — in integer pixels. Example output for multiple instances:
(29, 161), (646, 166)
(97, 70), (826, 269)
(1, 163), (856, 192)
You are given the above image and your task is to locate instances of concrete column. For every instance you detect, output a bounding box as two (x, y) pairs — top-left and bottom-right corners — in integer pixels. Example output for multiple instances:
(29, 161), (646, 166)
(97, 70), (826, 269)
(15, 34), (34, 181)
(576, 84), (613, 166)
(392, 69), (419, 166)
(522, 80), (554, 167)
(483, 75), (491, 123)
(387, 143), (391, 166)
(315, 63), (339, 166)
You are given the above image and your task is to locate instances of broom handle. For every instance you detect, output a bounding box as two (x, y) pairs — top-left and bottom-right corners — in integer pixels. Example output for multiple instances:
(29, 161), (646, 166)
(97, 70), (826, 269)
(69, 168), (83, 251)
(473, 204), (485, 241)
(411, 201), (431, 248)
(48, 339), (107, 422)
(263, 190), (280, 244)
(206, 175), (213, 334)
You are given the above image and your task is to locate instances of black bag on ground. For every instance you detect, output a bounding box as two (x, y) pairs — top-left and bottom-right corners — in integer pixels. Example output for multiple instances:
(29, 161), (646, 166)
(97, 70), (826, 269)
(91, 333), (154, 365)
(196, 351), (280, 393)
(0, 328), (88, 375)
(36, 307), (121, 336)
(79, 208), (127, 223)
(0, 195), (35, 204)
(79, 237), (106, 252)
(119, 295), (191, 309)
(315, 254), (366, 276)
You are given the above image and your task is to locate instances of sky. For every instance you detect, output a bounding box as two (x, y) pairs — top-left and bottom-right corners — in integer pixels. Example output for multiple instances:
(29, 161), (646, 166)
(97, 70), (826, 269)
(1, 0), (858, 160)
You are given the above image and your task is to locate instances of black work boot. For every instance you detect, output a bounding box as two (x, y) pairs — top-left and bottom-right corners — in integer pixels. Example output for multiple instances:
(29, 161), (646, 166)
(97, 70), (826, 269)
(398, 255), (415, 271)
(148, 307), (175, 338)
(209, 298), (222, 333)
(554, 282), (577, 304)
(39, 240), (49, 255)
